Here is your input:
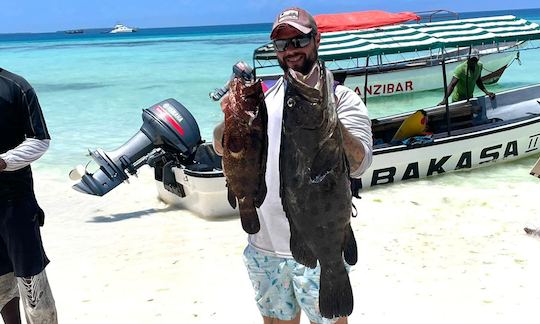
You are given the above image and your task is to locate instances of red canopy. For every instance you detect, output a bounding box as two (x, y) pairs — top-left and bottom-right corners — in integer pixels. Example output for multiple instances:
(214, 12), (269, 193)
(314, 10), (420, 33)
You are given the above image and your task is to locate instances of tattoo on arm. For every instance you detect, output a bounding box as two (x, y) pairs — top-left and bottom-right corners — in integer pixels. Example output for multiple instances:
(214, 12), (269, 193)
(338, 121), (365, 173)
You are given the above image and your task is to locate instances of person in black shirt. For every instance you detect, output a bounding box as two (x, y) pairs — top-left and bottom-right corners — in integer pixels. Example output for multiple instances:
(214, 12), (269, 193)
(0, 68), (57, 324)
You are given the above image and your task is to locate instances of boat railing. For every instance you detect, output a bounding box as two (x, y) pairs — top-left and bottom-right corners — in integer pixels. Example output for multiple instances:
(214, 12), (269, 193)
(415, 9), (459, 23)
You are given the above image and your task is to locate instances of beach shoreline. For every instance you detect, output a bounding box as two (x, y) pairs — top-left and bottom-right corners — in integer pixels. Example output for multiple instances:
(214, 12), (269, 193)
(32, 166), (540, 323)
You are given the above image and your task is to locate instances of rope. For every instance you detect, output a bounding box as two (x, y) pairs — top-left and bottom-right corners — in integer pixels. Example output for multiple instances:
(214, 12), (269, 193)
(481, 51), (521, 74)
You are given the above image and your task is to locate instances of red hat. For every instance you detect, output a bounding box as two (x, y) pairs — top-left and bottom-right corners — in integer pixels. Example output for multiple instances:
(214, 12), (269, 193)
(270, 8), (317, 39)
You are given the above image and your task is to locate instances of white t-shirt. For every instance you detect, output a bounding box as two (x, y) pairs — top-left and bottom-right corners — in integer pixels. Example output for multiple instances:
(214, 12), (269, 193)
(248, 77), (373, 257)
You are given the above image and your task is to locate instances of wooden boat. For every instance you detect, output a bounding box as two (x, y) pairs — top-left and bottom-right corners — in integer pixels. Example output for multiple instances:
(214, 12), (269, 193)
(155, 14), (540, 217)
(254, 14), (527, 98)
(71, 13), (540, 218)
(155, 84), (540, 217)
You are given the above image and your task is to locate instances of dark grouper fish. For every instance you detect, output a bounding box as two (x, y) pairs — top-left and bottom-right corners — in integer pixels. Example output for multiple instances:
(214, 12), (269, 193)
(280, 60), (358, 318)
(222, 77), (268, 234)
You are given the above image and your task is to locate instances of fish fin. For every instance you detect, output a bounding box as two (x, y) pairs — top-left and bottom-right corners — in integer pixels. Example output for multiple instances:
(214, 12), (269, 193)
(255, 102), (268, 208)
(254, 181), (267, 208)
(227, 185), (237, 209)
(289, 220), (317, 268)
(310, 140), (340, 181)
(239, 198), (260, 234)
(319, 261), (353, 318)
(343, 224), (358, 266)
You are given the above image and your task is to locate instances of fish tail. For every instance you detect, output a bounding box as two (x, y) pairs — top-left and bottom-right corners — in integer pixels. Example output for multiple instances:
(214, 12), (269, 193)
(238, 198), (260, 234)
(226, 184), (237, 209)
(343, 224), (358, 266)
(319, 262), (353, 318)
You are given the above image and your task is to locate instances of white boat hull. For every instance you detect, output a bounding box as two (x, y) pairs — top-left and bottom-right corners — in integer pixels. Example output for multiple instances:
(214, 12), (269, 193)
(344, 51), (515, 98)
(156, 167), (236, 218)
(364, 115), (540, 188)
(156, 84), (540, 217)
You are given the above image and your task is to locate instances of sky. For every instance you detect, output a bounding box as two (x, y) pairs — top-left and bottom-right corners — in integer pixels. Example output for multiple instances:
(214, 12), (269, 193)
(1, 0), (539, 33)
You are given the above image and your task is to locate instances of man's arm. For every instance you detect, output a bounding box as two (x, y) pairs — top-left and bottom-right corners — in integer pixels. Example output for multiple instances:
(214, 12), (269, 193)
(335, 86), (373, 178)
(339, 122), (367, 173)
(439, 77), (459, 105)
(476, 77), (495, 99)
(212, 93), (230, 157)
(213, 122), (225, 156)
(0, 138), (50, 172)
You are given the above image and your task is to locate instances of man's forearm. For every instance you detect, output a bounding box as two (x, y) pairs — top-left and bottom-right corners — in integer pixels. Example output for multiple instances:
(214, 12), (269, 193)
(339, 122), (366, 173)
(213, 122), (225, 156)
(476, 78), (488, 93)
(0, 138), (50, 171)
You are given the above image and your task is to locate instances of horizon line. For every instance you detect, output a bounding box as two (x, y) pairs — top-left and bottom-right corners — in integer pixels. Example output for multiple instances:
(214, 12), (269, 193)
(1, 6), (539, 35)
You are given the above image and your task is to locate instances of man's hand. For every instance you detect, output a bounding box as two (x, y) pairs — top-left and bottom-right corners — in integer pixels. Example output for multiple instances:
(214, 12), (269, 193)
(438, 99), (448, 106)
(0, 157), (6, 172)
(487, 91), (496, 99)
(213, 94), (230, 156)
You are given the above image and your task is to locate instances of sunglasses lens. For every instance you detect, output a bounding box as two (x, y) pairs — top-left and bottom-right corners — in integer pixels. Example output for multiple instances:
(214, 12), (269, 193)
(273, 39), (288, 52)
(273, 34), (312, 52)
(294, 36), (311, 48)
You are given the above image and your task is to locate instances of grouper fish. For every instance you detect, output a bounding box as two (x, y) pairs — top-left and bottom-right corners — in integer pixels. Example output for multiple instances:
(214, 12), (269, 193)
(280, 60), (358, 318)
(222, 77), (268, 234)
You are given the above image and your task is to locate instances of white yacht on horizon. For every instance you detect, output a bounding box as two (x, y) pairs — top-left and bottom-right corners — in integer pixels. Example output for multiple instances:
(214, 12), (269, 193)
(109, 23), (137, 33)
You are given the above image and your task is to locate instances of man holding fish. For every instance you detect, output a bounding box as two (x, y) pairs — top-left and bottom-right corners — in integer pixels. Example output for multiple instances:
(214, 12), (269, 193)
(214, 7), (373, 324)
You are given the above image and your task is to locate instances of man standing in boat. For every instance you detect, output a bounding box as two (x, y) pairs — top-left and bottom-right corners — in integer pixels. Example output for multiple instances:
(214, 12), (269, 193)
(214, 7), (373, 324)
(439, 48), (496, 105)
(0, 68), (58, 324)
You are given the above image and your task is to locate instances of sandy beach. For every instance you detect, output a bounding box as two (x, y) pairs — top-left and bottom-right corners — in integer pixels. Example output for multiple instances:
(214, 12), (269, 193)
(28, 164), (540, 324)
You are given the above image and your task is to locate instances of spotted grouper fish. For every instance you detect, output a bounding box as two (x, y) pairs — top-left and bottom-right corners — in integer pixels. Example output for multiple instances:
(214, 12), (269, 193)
(280, 60), (358, 318)
(222, 77), (268, 234)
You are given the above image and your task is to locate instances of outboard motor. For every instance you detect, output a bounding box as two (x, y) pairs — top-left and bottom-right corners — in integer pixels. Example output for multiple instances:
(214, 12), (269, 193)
(72, 98), (201, 196)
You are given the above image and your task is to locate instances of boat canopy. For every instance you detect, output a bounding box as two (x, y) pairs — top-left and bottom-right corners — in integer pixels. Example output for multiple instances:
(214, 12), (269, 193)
(315, 10), (420, 33)
(253, 15), (540, 62)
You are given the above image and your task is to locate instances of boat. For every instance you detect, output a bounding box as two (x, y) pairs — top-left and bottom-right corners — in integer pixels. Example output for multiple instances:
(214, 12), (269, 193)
(109, 23), (137, 33)
(157, 14), (540, 217)
(64, 29), (84, 34)
(155, 85), (540, 216)
(254, 13), (526, 99)
(70, 14), (540, 219)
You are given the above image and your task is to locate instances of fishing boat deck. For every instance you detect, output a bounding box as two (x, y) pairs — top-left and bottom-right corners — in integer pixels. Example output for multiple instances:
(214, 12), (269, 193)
(372, 102), (482, 145)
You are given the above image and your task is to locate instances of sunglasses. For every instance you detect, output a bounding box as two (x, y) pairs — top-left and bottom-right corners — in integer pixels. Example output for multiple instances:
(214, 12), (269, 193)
(273, 34), (313, 52)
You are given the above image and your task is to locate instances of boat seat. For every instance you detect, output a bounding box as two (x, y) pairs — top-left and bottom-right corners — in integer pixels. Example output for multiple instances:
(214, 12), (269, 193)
(372, 102), (481, 144)
(428, 102), (481, 132)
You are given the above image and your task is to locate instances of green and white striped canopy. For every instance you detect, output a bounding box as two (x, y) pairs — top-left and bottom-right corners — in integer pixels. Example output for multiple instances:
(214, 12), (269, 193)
(253, 15), (540, 61)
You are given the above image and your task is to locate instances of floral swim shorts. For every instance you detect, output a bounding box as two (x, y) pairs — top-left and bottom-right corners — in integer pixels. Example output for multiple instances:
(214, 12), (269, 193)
(243, 245), (349, 324)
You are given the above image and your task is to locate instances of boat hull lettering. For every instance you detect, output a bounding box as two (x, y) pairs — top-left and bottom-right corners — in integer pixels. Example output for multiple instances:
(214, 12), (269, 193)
(366, 139), (525, 188)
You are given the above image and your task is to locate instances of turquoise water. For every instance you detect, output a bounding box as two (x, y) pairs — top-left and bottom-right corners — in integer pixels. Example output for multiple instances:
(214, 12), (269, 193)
(1, 9), (539, 181)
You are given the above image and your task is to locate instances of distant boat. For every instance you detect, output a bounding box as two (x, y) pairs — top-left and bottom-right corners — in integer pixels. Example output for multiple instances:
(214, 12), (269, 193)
(64, 29), (83, 34)
(109, 24), (137, 33)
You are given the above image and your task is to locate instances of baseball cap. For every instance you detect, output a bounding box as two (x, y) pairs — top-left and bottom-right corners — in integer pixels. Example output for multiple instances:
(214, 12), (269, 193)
(270, 8), (317, 39)
(470, 48), (480, 60)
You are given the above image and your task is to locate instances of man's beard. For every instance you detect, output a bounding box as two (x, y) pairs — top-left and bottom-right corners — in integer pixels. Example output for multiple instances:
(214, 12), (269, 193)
(278, 53), (318, 75)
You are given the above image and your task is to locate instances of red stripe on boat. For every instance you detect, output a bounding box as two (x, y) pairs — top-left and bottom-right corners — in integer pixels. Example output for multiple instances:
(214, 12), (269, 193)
(155, 106), (185, 136)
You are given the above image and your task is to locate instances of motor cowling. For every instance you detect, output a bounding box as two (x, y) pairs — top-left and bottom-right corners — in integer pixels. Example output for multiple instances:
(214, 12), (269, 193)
(72, 98), (201, 196)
